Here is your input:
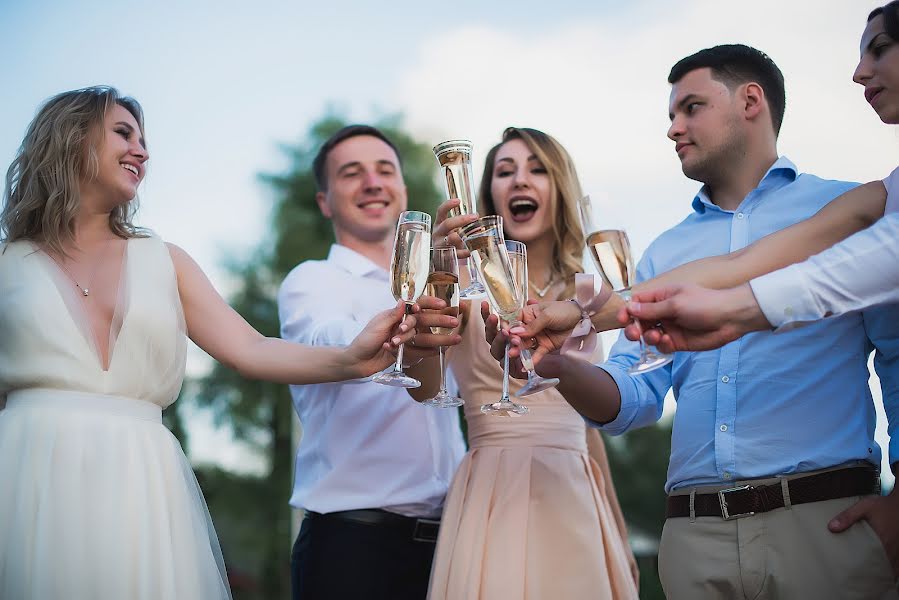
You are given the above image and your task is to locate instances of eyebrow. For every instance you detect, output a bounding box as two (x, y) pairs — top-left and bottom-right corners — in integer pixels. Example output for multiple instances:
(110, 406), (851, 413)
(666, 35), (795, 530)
(865, 32), (891, 53)
(115, 121), (146, 149)
(496, 154), (539, 165)
(669, 93), (700, 120)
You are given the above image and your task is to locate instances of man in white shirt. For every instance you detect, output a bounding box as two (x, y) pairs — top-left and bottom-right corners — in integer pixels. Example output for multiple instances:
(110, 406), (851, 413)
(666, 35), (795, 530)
(278, 125), (466, 600)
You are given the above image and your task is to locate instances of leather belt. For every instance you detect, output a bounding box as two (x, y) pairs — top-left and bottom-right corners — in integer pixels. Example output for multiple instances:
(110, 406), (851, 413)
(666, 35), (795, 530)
(666, 466), (880, 520)
(307, 509), (440, 543)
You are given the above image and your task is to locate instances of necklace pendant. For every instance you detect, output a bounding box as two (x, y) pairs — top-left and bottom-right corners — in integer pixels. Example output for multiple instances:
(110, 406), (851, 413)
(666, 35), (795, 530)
(82, 288), (89, 297)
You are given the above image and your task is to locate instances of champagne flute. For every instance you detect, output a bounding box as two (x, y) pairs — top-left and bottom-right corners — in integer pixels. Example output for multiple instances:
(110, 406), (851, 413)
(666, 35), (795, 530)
(433, 139), (487, 299)
(422, 246), (463, 408)
(459, 217), (528, 415)
(373, 211), (432, 388)
(508, 242), (561, 397)
(587, 229), (673, 374)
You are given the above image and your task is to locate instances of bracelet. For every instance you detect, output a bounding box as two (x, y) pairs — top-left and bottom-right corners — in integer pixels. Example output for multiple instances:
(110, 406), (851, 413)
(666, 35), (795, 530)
(560, 273), (613, 360)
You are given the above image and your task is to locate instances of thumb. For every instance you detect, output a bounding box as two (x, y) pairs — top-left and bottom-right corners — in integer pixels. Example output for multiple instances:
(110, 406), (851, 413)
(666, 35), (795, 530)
(828, 497), (873, 532)
(627, 297), (677, 322)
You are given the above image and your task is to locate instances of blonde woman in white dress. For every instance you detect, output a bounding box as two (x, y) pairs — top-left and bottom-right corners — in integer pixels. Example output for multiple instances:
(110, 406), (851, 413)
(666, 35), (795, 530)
(0, 86), (447, 600)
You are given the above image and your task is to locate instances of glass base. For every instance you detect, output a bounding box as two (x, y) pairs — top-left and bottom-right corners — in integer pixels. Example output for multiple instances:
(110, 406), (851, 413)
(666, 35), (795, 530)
(627, 352), (673, 375)
(372, 370), (421, 388)
(514, 376), (560, 398)
(459, 280), (487, 299)
(480, 400), (529, 416)
(423, 392), (464, 408)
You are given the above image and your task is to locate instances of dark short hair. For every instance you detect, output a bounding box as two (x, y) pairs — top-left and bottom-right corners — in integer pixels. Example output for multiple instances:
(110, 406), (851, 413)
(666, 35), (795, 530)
(668, 44), (786, 136)
(870, 1), (899, 40)
(312, 124), (402, 191)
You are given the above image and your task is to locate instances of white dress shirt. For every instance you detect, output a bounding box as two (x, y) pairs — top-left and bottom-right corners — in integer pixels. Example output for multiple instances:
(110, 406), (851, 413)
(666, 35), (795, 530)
(751, 167), (899, 329)
(278, 244), (465, 518)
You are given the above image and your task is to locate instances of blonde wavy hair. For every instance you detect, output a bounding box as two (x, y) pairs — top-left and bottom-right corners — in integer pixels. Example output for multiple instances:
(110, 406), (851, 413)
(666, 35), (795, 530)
(478, 127), (585, 299)
(1, 85), (148, 256)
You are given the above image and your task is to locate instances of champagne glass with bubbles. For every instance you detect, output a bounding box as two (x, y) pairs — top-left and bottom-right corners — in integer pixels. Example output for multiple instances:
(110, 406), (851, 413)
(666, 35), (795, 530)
(461, 217), (547, 415)
(587, 229), (673, 374)
(433, 139), (487, 299)
(373, 211), (432, 388)
(422, 246), (463, 408)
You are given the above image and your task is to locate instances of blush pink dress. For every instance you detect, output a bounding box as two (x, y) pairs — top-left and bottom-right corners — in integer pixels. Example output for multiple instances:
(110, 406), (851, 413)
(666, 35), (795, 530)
(427, 301), (639, 600)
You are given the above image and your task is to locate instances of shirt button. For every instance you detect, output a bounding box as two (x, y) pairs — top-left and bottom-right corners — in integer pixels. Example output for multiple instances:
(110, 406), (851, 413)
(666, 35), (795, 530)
(721, 375), (730, 383)
(723, 471), (732, 480)
(720, 424), (728, 432)
(736, 212), (745, 219)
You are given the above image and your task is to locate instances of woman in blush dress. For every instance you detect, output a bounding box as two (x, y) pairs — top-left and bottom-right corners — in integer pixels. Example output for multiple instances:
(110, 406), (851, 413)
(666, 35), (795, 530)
(415, 127), (639, 600)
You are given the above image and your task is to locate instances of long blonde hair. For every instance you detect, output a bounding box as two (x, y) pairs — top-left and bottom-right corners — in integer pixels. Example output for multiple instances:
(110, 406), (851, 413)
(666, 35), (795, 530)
(478, 127), (585, 299)
(1, 86), (148, 256)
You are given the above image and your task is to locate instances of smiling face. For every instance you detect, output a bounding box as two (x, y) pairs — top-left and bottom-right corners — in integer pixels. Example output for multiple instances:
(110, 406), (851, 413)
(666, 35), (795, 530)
(316, 134), (407, 245)
(80, 103), (148, 209)
(489, 138), (554, 244)
(854, 13), (899, 124)
(667, 67), (747, 184)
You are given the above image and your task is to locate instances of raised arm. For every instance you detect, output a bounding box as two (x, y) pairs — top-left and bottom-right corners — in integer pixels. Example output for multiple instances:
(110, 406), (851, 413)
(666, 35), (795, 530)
(168, 243), (415, 385)
(635, 181), (886, 294)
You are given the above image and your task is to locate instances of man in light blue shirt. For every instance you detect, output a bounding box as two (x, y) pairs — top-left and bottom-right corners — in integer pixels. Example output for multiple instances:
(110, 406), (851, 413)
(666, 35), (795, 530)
(533, 45), (899, 598)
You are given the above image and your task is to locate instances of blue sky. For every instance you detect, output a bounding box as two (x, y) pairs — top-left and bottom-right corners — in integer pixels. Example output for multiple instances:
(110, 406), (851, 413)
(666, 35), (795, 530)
(2, 0), (894, 483)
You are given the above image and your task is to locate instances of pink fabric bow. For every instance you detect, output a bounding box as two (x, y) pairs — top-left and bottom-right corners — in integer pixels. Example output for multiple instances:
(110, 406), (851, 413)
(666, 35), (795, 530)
(560, 273), (613, 360)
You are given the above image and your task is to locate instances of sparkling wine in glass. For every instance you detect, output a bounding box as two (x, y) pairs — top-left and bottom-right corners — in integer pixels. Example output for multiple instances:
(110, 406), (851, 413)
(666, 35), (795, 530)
(587, 229), (673, 374)
(433, 139), (486, 299)
(459, 217), (529, 415)
(422, 246), (463, 408)
(373, 211), (432, 388)
(507, 243), (561, 398)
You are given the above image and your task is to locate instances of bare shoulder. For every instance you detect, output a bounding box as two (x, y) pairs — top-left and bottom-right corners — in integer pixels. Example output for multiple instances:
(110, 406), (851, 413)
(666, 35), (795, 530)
(164, 242), (207, 283)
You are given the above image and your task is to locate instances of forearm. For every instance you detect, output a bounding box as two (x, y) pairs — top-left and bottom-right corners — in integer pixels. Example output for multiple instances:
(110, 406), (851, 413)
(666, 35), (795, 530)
(230, 336), (356, 384)
(406, 355), (443, 401)
(636, 182), (886, 294)
(555, 357), (623, 424)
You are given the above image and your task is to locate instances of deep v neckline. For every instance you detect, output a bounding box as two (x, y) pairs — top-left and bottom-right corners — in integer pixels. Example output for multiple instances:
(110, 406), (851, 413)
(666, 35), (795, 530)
(30, 239), (132, 372)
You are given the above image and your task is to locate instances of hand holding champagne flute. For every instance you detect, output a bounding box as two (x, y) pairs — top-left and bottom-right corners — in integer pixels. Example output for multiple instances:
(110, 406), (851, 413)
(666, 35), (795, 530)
(587, 229), (673, 374)
(433, 140), (487, 299)
(373, 211), (432, 388)
(422, 246), (463, 407)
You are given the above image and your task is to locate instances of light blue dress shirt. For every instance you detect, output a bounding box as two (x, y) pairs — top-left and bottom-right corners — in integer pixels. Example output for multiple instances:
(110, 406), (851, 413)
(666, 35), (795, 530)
(593, 157), (899, 493)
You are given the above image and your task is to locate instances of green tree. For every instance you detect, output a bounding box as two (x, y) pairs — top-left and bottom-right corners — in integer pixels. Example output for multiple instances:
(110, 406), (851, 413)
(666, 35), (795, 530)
(188, 112), (443, 598)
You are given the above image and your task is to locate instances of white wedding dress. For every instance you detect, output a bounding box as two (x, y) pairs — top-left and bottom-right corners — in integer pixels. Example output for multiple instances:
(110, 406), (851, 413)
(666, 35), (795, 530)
(0, 236), (232, 599)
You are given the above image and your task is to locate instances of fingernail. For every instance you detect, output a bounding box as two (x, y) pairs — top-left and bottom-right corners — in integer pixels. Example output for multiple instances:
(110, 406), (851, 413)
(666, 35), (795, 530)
(630, 302), (641, 313)
(510, 327), (524, 334)
(829, 519), (839, 528)
(392, 337), (401, 345)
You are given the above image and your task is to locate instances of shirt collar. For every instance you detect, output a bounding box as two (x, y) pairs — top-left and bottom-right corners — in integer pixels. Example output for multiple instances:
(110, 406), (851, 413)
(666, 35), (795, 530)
(327, 244), (388, 279)
(691, 156), (799, 214)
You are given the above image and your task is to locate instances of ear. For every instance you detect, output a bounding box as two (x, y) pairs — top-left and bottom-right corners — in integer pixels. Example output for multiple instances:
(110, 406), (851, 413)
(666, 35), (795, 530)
(741, 82), (766, 122)
(315, 190), (332, 219)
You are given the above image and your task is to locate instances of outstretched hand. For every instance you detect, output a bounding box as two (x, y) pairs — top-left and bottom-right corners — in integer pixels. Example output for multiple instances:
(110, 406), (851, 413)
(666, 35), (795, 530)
(347, 301), (420, 377)
(619, 283), (770, 353)
(432, 198), (480, 260)
(505, 299), (582, 364)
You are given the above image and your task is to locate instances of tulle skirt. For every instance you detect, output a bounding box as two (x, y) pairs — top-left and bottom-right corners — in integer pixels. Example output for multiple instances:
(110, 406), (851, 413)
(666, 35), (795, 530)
(0, 389), (232, 600)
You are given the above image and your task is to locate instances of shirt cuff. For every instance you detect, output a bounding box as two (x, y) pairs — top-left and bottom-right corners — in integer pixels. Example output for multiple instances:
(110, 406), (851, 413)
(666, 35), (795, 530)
(749, 265), (821, 329)
(582, 364), (639, 436)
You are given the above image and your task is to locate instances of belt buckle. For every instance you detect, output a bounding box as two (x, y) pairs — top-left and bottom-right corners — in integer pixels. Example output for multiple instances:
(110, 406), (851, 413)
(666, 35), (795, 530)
(718, 485), (755, 520)
(412, 518), (440, 543)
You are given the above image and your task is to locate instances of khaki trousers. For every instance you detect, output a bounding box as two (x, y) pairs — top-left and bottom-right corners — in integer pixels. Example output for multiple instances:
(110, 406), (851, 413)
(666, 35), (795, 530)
(659, 472), (896, 600)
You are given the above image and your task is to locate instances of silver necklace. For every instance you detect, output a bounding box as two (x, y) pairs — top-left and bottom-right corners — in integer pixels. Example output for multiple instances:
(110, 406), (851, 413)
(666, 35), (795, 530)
(44, 238), (113, 297)
(529, 276), (559, 298)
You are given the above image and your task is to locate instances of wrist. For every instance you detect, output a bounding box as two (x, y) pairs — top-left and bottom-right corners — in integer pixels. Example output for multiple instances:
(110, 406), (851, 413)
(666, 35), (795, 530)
(728, 284), (771, 333)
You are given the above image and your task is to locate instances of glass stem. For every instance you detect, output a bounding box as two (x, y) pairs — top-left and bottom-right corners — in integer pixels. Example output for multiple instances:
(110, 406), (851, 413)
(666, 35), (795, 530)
(618, 289), (648, 355)
(502, 341), (511, 402)
(511, 319), (537, 374)
(438, 346), (447, 394)
(392, 308), (411, 373)
(467, 258), (480, 288)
